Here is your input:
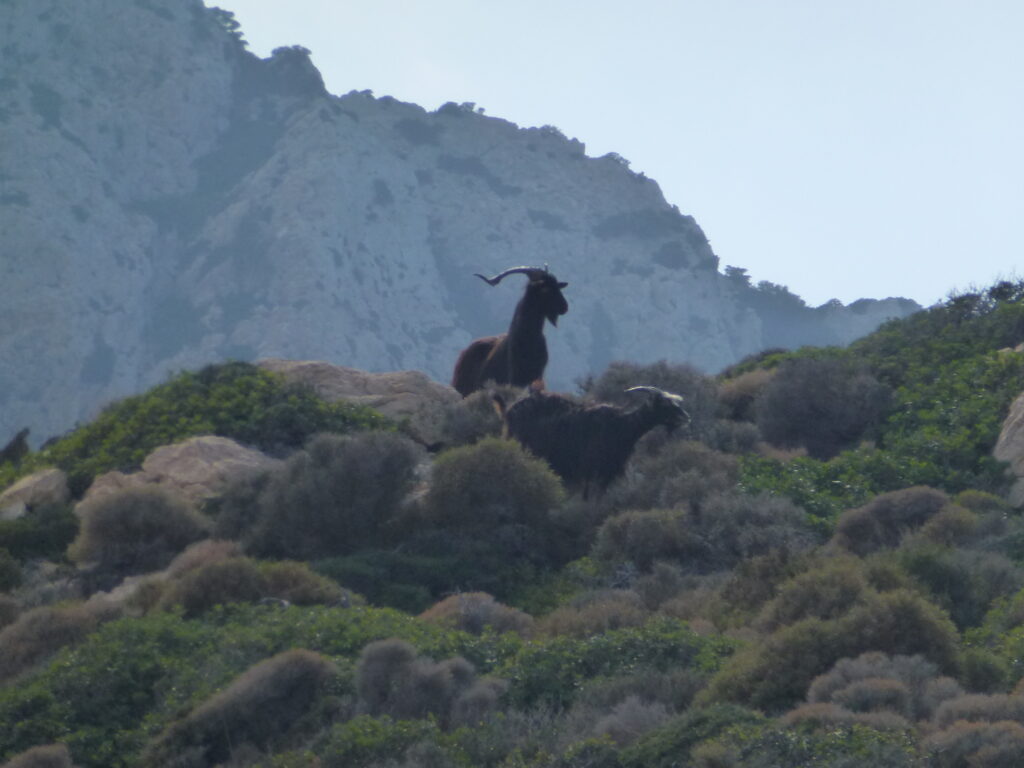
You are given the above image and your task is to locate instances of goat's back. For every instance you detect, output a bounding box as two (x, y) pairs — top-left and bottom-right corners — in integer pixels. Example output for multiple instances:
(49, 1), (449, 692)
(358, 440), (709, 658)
(451, 335), (504, 396)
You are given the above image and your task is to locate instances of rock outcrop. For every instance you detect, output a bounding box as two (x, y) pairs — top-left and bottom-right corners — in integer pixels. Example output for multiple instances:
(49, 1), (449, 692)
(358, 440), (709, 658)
(995, 392), (1024, 507)
(1, 0), (920, 447)
(0, 468), (70, 521)
(81, 436), (281, 510)
(258, 358), (460, 447)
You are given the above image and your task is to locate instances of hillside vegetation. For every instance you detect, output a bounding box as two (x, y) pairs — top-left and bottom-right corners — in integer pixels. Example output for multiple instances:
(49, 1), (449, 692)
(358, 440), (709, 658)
(2, 281), (1024, 767)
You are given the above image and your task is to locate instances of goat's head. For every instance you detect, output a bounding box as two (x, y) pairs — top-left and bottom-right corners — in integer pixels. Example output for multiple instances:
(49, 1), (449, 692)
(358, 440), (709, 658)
(625, 386), (690, 430)
(475, 265), (569, 326)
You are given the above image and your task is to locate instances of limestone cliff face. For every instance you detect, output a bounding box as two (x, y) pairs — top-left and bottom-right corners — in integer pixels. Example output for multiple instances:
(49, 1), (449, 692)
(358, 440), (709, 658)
(0, 0), (919, 444)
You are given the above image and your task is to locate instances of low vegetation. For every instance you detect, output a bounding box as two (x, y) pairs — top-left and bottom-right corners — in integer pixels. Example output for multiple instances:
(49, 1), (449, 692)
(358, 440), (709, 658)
(3, 281), (1024, 766)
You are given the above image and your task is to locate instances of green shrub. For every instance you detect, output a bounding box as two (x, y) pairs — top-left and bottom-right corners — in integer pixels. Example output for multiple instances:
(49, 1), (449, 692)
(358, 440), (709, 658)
(246, 431), (421, 560)
(0, 504), (78, 562)
(754, 356), (891, 460)
(894, 542), (1024, 629)
(143, 648), (337, 766)
(620, 703), (765, 768)
(499, 617), (736, 710)
(302, 715), (444, 768)
(0, 547), (22, 591)
(0, 595), (19, 631)
(702, 589), (960, 713)
(19, 362), (392, 497)
(701, 720), (919, 768)
(314, 550), (455, 613)
(68, 486), (206, 577)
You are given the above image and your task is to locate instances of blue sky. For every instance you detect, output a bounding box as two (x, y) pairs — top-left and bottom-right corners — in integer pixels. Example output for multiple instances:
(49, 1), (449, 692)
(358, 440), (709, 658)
(216, 1), (1023, 307)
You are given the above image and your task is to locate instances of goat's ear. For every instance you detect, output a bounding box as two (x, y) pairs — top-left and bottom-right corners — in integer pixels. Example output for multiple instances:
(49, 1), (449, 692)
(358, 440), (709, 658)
(557, 281), (568, 289)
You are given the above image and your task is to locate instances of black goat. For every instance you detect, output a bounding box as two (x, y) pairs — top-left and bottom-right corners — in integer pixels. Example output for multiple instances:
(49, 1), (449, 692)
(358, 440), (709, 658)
(497, 387), (689, 497)
(451, 266), (569, 397)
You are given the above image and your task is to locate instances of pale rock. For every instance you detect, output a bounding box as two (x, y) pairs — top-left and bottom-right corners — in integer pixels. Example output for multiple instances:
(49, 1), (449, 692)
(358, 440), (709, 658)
(0, 468), (70, 520)
(258, 359), (460, 447)
(81, 436), (281, 509)
(994, 392), (1024, 507)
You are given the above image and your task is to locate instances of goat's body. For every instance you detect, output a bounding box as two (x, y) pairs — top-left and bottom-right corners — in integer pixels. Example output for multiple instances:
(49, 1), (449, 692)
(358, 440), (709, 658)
(503, 389), (688, 497)
(451, 267), (567, 397)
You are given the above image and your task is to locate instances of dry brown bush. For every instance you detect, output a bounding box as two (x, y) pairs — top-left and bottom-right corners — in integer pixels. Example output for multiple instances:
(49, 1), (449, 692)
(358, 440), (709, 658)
(933, 693), (1024, 729)
(246, 431), (422, 560)
(593, 508), (705, 571)
(354, 638), (501, 729)
(159, 557), (264, 618)
(756, 556), (869, 631)
(634, 562), (686, 609)
(157, 556), (351, 617)
(450, 677), (510, 728)
(782, 701), (911, 732)
(807, 651), (962, 722)
(754, 357), (891, 459)
(0, 743), (76, 768)
(418, 592), (534, 636)
(0, 602), (98, 684)
(143, 648), (336, 767)
(69, 486), (206, 577)
(832, 486), (951, 556)
(259, 560), (350, 606)
(539, 590), (649, 637)
(599, 441), (739, 517)
(592, 695), (670, 746)
(718, 367), (775, 422)
(917, 505), (979, 547)
(924, 719), (1024, 768)
(165, 539), (243, 577)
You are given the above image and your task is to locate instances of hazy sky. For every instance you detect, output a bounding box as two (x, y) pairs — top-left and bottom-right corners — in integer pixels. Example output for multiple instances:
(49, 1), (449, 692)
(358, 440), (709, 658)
(215, 1), (1023, 308)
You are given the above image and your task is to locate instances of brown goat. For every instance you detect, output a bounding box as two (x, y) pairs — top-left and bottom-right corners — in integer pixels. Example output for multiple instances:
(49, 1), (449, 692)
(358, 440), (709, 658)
(451, 266), (569, 397)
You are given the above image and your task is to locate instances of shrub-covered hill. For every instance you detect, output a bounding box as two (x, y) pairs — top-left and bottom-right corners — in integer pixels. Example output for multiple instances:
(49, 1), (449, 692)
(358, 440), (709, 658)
(4, 282), (1024, 766)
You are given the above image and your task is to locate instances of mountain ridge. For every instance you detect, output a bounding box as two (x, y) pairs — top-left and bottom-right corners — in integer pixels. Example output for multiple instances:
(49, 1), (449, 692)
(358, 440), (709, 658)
(0, 0), (919, 445)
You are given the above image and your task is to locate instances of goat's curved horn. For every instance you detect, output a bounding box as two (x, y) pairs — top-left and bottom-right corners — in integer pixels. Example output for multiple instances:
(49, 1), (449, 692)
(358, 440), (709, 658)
(474, 266), (551, 286)
(625, 386), (685, 404)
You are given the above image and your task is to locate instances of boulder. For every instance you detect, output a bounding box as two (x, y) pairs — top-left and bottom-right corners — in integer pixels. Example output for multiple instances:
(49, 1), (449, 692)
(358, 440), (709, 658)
(0, 468), (70, 521)
(81, 436), (281, 509)
(258, 359), (461, 447)
(994, 392), (1024, 507)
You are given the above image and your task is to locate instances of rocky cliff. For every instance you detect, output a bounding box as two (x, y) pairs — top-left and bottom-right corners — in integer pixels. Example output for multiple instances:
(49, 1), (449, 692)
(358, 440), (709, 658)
(0, 0), (919, 444)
